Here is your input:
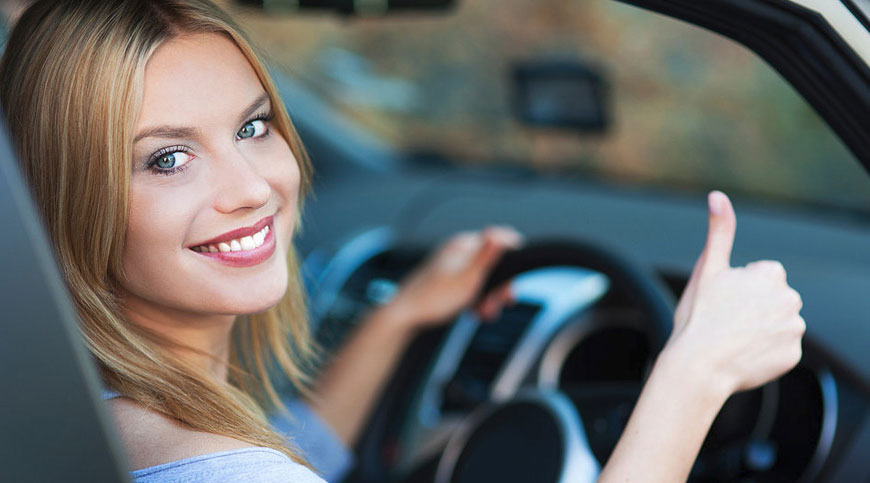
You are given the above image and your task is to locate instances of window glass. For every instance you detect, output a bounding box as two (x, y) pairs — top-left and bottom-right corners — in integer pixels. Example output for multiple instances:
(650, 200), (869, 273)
(228, 0), (870, 214)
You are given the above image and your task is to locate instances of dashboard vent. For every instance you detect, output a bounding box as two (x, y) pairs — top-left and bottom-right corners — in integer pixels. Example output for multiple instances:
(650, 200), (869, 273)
(315, 248), (423, 354)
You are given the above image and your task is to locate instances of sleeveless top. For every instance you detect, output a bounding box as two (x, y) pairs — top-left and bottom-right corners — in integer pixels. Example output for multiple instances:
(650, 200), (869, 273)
(103, 390), (352, 483)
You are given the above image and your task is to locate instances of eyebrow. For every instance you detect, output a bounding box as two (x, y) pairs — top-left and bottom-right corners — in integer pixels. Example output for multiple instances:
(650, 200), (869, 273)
(133, 93), (271, 143)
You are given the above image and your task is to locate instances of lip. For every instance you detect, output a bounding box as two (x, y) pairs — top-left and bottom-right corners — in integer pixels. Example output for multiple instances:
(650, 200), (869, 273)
(191, 215), (274, 247)
(188, 215), (277, 268)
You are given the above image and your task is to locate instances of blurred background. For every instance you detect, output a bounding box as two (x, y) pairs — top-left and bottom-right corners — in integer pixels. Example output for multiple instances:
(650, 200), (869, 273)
(221, 0), (870, 215)
(2, 0), (867, 213)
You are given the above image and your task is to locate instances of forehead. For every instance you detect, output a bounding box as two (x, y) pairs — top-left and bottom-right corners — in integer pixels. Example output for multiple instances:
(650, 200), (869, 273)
(137, 32), (264, 130)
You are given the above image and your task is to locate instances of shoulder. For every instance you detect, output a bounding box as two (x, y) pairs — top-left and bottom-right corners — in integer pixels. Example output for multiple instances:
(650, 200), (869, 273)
(105, 397), (256, 471)
(129, 447), (323, 483)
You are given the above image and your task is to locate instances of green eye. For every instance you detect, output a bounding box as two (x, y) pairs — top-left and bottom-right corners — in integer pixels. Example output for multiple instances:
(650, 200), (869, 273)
(150, 150), (192, 173)
(156, 153), (178, 168)
(238, 119), (267, 139)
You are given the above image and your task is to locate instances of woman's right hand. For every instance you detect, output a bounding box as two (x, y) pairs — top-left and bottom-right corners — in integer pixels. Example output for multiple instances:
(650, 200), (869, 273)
(666, 191), (806, 398)
(599, 191), (805, 483)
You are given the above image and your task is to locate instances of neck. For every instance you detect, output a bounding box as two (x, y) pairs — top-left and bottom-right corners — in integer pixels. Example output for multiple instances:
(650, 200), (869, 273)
(121, 292), (235, 382)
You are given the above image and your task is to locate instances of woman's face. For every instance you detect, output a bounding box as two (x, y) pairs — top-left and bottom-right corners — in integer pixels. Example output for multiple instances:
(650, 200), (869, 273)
(121, 33), (300, 319)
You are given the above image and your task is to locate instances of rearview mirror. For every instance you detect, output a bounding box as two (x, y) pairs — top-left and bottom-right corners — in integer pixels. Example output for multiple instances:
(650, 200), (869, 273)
(512, 60), (610, 134)
(234, 0), (456, 16)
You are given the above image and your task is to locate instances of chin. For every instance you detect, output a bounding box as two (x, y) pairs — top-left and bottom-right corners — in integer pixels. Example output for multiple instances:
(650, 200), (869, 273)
(214, 277), (289, 316)
(204, 250), (292, 314)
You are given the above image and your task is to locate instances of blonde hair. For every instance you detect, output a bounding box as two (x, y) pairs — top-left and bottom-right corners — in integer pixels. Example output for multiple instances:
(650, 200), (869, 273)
(0, 0), (315, 464)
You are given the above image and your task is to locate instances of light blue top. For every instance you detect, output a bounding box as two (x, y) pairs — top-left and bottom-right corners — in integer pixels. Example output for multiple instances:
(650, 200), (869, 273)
(103, 390), (353, 483)
(128, 447), (324, 483)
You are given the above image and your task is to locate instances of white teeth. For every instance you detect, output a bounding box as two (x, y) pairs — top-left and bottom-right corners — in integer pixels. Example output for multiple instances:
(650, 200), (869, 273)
(194, 225), (270, 254)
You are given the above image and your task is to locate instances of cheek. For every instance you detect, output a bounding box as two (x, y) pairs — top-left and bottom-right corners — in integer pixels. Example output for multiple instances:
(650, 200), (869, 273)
(266, 138), (302, 240)
(121, 182), (196, 296)
(274, 141), (301, 203)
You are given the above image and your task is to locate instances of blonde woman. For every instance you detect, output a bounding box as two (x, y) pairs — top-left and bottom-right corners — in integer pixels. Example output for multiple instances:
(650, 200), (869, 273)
(0, 0), (805, 482)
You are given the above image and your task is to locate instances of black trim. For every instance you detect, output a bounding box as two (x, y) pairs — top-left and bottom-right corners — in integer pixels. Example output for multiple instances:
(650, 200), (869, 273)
(615, 0), (870, 175)
(842, 0), (870, 33)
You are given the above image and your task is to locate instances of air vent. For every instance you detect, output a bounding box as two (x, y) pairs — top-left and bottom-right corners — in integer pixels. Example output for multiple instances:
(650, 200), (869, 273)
(315, 246), (424, 354)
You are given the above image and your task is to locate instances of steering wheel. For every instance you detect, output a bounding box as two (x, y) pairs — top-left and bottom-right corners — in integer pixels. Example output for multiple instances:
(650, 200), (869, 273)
(429, 239), (677, 483)
(482, 239), (675, 349)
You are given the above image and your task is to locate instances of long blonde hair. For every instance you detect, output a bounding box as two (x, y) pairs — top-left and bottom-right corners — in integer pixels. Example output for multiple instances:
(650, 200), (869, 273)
(0, 0), (315, 464)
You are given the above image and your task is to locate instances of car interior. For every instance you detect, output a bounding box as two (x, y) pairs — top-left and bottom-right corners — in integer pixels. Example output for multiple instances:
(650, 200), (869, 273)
(2, 0), (870, 482)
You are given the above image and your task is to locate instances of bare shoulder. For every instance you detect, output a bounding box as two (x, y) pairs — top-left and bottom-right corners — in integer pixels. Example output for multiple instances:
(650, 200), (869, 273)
(106, 397), (257, 471)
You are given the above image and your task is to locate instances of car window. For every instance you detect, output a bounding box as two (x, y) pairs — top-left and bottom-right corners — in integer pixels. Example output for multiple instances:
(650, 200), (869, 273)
(226, 0), (870, 215)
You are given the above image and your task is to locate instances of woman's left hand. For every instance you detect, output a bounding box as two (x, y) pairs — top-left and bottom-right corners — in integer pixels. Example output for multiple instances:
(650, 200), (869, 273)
(312, 226), (521, 444)
(383, 226), (523, 332)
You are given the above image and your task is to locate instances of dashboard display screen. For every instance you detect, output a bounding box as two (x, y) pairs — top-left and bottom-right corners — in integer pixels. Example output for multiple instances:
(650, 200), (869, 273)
(441, 302), (542, 412)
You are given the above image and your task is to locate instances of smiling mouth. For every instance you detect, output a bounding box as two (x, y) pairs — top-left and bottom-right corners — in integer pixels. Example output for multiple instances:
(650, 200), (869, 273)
(187, 216), (278, 268)
(191, 224), (270, 253)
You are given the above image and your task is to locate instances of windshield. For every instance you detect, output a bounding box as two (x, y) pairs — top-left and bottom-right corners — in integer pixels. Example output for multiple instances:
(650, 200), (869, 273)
(228, 0), (870, 215)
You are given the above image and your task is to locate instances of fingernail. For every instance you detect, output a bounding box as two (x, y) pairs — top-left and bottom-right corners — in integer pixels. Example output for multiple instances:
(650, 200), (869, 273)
(494, 225), (523, 247)
(708, 191), (725, 216)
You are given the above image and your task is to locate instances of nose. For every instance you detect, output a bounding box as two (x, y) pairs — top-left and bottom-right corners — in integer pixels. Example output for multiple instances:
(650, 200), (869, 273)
(210, 146), (271, 214)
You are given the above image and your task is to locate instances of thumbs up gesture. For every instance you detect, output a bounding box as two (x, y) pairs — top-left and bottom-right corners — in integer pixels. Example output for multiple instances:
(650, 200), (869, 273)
(669, 191), (805, 396)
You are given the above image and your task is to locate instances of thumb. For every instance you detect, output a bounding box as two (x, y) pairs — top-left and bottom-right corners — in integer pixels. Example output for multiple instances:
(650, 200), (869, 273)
(674, 191), (737, 330)
(697, 191), (736, 280)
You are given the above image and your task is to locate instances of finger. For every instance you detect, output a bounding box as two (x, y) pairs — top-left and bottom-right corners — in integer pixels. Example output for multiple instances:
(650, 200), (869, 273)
(696, 190), (737, 282)
(674, 192), (737, 326)
(438, 232), (482, 273)
(487, 282), (514, 307)
(491, 225), (524, 249)
(476, 283), (514, 320)
(791, 314), (807, 337)
(470, 226), (523, 273)
(745, 260), (787, 283)
(476, 297), (501, 321)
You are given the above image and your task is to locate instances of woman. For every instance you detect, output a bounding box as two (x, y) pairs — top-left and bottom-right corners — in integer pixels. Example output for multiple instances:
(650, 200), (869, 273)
(0, 0), (805, 482)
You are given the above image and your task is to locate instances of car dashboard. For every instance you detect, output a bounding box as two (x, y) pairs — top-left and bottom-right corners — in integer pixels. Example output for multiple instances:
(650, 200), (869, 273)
(301, 194), (870, 482)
